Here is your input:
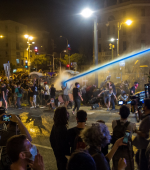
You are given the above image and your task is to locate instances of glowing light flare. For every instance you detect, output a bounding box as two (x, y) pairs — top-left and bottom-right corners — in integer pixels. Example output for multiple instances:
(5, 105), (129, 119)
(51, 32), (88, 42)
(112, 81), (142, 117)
(81, 8), (93, 18)
(110, 38), (115, 42)
(64, 48), (150, 83)
(0, 35), (3, 38)
(125, 20), (132, 26)
(24, 34), (29, 38)
(29, 36), (33, 40)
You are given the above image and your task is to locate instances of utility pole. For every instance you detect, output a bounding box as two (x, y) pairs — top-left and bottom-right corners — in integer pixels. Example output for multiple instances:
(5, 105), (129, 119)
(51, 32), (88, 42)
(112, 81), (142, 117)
(53, 53), (55, 72)
(60, 52), (61, 73)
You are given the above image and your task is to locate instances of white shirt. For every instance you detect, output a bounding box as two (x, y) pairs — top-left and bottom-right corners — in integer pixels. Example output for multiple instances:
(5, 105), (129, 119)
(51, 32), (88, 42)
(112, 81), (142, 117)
(44, 85), (50, 95)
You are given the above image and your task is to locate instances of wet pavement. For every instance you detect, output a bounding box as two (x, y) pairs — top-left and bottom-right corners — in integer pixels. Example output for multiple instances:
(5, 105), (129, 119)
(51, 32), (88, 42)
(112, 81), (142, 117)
(7, 106), (139, 170)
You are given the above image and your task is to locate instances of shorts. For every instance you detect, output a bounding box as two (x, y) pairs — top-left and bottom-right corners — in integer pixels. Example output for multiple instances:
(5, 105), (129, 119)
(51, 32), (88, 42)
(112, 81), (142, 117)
(104, 96), (111, 103)
(63, 95), (69, 102)
(45, 95), (50, 101)
(33, 95), (36, 104)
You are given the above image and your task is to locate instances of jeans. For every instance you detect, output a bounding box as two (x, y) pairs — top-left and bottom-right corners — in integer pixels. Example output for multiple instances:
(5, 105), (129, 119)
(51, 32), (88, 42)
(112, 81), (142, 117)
(73, 99), (81, 111)
(17, 97), (21, 108)
(111, 95), (115, 109)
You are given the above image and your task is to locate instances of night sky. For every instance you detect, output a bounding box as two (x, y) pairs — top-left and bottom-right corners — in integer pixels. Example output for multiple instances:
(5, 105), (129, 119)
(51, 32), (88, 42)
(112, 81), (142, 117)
(0, 0), (109, 53)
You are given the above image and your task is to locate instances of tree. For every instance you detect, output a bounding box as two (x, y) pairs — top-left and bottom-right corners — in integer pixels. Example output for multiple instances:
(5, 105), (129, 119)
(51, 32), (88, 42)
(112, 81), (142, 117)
(60, 53), (84, 66)
(31, 54), (47, 70)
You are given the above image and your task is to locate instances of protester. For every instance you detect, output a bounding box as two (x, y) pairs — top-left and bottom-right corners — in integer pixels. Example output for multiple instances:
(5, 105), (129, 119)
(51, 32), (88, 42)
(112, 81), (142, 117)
(80, 122), (127, 170)
(32, 83), (38, 108)
(133, 98), (150, 170)
(44, 82), (50, 106)
(130, 82), (138, 95)
(62, 83), (72, 108)
(49, 84), (56, 109)
(1, 83), (7, 110)
(112, 105), (135, 170)
(6, 134), (44, 170)
(15, 83), (22, 109)
(109, 81), (116, 111)
(50, 107), (70, 170)
(67, 110), (87, 154)
(67, 150), (96, 170)
(72, 82), (83, 114)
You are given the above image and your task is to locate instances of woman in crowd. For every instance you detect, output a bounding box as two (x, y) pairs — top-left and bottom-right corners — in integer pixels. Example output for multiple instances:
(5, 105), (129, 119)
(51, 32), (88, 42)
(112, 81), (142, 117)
(50, 107), (70, 170)
(80, 122), (127, 170)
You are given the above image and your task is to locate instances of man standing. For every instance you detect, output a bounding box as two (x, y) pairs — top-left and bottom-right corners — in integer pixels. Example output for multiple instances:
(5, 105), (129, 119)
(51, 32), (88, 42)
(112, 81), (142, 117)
(44, 82), (50, 106)
(15, 83), (22, 109)
(109, 81), (116, 111)
(67, 110), (87, 154)
(72, 82), (83, 114)
(62, 83), (72, 108)
(133, 98), (150, 170)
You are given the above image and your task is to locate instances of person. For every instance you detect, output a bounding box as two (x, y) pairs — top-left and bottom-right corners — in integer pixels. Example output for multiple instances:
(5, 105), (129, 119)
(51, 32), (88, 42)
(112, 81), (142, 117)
(109, 81), (116, 111)
(130, 82), (138, 95)
(6, 134), (44, 170)
(32, 83), (38, 108)
(44, 82), (50, 106)
(98, 83), (117, 111)
(15, 83), (22, 109)
(1, 83), (7, 110)
(80, 122), (127, 170)
(50, 107), (70, 170)
(72, 82), (83, 114)
(67, 110), (87, 154)
(62, 83), (72, 108)
(112, 105), (136, 170)
(67, 150), (96, 170)
(133, 98), (150, 170)
(0, 114), (32, 146)
(49, 84), (56, 109)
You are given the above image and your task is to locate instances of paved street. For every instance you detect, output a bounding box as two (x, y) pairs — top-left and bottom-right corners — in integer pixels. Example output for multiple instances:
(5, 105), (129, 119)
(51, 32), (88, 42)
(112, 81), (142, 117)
(7, 106), (139, 170)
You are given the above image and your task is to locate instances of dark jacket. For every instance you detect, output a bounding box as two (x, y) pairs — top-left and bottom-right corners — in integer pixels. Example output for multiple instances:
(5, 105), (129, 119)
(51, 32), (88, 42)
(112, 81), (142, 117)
(88, 146), (110, 170)
(50, 125), (70, 158)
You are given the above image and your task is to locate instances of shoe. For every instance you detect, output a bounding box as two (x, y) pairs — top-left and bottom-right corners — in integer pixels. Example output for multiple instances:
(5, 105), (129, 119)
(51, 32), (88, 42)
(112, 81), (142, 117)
(110, 109), (115, 111)
(106, 108), (109, 111)
(30, 106), (34, 109)
(72, 111), (75, 115)
(18, 108), (22, 109)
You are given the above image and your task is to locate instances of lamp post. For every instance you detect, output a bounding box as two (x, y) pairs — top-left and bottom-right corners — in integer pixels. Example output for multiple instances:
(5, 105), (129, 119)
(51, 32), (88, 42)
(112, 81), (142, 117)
(81, 8), (98, 87)
(24, 34), (33, 72)
(117, 20), (132, 56)
(60, 36), (70, 69)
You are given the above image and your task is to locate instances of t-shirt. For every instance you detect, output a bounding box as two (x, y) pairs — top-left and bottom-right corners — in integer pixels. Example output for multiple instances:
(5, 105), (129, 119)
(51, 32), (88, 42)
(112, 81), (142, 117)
(73, 88), (80, 100)
(67, 127), (83, 154)
(1, 87), (5, 97)
(62, 86), (69, 95)
(130, 86), (135, 95)
(33, 85), (38, 95)
(44, 85), (50, 95)
(110, 83), (116, 95)
(88, 147), (110, 170)
(15, 88), (22, 97)
(112, 119), (136, 136)
(50, 87), (56, 97)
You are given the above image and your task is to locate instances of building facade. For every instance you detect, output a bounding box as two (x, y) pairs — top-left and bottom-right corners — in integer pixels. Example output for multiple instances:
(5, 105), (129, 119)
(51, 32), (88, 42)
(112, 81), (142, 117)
(0, 20), (49, 70)
(96, 0), (150, 64)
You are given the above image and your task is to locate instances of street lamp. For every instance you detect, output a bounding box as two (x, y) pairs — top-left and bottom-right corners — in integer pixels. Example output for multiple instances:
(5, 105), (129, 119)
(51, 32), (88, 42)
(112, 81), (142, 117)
(0, 35), (3, 38)
(117, 20), (132, 56)
(81, 8), (98, 87)
(60, 35), (69, 68)
(24, 34), (34, 72)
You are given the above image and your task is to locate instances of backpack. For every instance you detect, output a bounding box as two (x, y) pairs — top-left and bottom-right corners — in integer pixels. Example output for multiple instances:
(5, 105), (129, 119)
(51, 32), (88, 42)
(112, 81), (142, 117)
(111, 120), (130, 144)
(74, 128), (86, 150)
(18, 88), (23, 94)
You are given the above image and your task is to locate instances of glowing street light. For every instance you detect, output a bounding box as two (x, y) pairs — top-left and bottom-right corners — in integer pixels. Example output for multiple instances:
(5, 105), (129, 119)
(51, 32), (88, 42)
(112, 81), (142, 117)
(24, 34), (29, 39)
(81, 8), (93, 18)
(125, 20), (132, 26)
(0, 35), (3, 38)
(110, 38), (115, 42)
(117, 19), (132, 56)
(81, 8), (98, 86)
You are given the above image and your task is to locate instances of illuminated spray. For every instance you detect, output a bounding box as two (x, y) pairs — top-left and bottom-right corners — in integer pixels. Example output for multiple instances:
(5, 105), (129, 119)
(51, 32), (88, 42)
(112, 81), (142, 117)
(63, 48), (150, 84)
